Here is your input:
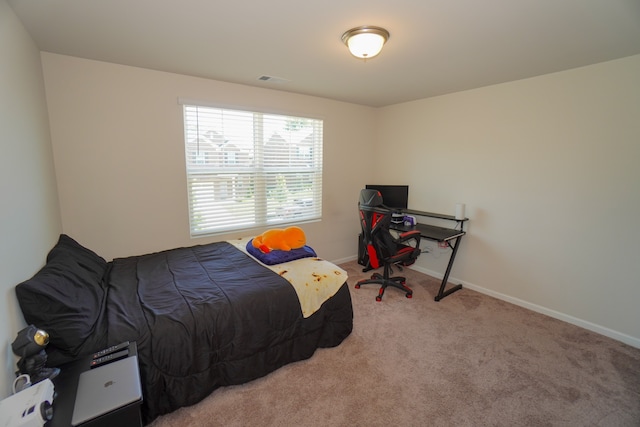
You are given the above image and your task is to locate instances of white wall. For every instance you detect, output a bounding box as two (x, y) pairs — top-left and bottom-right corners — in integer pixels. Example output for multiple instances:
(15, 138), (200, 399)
(0, 1), (62, 398)
(41, 53), (376, 262)
(377, 55), (640, 347)
(26, 42), (640, 378)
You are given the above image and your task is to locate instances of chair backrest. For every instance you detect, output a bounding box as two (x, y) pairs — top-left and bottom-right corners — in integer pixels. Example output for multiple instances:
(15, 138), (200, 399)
(358, 189), (396, 269)
(359, 188), (384, 207)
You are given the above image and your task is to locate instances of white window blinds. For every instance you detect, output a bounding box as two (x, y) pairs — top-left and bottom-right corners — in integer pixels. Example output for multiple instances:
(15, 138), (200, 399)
(183, 104), (323, 236)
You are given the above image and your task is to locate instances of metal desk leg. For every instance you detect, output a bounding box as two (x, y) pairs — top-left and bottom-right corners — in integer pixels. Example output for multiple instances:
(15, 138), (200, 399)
(434, 236), (463, 301)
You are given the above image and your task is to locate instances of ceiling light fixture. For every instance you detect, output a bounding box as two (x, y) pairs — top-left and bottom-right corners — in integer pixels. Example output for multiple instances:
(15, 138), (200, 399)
(341, 26), (390, 60)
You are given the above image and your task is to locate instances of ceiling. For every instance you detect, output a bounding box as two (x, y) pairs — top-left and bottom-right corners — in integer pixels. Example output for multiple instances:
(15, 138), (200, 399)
(9, 0), (640, 107)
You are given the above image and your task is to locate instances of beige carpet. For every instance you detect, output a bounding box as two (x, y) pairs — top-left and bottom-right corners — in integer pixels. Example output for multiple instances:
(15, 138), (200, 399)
(150, 261), (640, 426)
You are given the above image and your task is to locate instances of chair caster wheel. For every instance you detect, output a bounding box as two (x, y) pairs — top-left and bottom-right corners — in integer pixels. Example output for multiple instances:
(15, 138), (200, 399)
(406, 293), (412, 299)
(375, 296), (382, 302)
(355, 284), (361, 289)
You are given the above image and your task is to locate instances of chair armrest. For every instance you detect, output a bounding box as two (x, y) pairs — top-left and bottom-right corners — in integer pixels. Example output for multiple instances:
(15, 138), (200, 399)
(396, 230), (421, 247)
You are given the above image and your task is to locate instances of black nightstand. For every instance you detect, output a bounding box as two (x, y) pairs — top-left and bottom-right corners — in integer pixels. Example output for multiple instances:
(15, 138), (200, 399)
(47, 342), (143, 427)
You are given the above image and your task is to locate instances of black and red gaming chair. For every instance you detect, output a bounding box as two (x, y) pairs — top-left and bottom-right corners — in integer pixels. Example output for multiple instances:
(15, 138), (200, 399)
(355, 189), (422, 301)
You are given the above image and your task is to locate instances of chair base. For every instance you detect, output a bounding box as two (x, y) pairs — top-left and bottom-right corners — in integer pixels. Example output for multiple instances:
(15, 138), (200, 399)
(355, 272), (413, 301)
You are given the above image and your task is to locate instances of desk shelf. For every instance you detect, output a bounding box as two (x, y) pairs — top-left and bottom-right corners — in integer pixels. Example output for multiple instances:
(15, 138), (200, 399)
(403, 209), (468, 223)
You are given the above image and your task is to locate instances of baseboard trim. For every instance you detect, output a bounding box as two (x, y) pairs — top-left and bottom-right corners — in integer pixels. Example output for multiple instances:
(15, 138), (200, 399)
(334, 256), (640, 349)
(331, 255), (358, 265)
(409, 265), (640, 349)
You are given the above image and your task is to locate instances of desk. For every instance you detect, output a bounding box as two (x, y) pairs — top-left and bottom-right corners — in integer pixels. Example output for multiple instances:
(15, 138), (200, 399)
(396, 209), (467, 301)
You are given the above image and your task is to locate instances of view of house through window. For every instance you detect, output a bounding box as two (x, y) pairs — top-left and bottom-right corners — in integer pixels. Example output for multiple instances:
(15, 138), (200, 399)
(182, 104), (323, 236)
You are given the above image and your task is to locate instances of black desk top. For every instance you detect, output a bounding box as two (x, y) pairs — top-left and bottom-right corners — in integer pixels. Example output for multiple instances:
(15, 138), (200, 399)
(391, 222), (465, 242)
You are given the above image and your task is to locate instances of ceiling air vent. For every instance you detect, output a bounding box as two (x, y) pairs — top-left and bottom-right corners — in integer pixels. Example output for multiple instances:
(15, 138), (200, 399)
(257, 75), (290, 84)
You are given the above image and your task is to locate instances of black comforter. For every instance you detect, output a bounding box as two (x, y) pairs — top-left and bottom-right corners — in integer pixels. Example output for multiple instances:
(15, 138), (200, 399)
(15, 235), (353, 424)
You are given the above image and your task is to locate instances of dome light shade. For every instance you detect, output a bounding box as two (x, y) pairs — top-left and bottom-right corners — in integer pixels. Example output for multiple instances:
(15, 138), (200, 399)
(341, 26), (390, 59)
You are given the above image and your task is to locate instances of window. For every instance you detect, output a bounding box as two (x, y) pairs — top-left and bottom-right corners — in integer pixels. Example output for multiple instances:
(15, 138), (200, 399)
(182, 103), (323, 236)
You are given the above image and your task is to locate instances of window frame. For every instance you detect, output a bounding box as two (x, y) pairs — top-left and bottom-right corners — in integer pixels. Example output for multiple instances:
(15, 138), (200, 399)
(180, 100), (323, 237)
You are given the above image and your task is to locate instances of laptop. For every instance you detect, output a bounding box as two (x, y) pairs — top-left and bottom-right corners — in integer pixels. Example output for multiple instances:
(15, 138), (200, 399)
(71, 356), (142, 426)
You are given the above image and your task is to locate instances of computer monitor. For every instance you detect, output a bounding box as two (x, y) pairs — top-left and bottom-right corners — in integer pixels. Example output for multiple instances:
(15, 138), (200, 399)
(365, 184), (409, 210)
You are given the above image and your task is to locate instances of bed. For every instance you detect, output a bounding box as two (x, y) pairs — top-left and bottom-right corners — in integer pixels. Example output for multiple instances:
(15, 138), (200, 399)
(15, 234), (353, 424)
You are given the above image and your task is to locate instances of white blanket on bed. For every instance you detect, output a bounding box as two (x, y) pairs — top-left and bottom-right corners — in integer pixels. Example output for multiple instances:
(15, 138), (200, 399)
(228, 237), (348, 318)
